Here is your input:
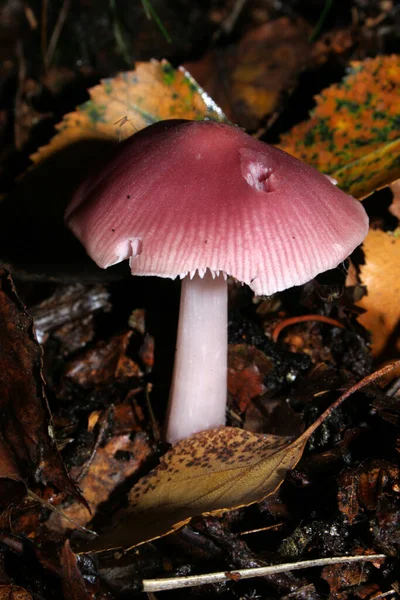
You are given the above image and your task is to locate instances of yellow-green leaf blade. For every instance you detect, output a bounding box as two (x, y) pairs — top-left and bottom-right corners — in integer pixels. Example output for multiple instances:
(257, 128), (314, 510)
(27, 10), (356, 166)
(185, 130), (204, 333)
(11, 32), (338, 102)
(332, 137), (400, 198)
(31, 60), (226, 167)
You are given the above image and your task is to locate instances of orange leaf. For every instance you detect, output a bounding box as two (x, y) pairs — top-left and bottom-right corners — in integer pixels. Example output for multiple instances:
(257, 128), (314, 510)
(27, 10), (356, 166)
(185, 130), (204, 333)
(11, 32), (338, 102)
(279, 55), (400, 198)
(357, 229), (400, 357)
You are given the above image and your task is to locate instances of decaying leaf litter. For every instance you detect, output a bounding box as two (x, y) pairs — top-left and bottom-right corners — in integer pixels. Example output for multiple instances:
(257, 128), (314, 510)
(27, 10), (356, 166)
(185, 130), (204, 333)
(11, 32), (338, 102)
(0, 1), (400, 598)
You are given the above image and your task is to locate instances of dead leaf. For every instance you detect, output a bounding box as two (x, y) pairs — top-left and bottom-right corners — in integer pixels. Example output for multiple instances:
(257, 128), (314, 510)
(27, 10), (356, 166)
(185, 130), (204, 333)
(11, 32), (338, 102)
(60, 541), (110, 599)
(279, 55), (400, 198)
(30, 60), (226, 167)
(0, 587), (33, 600)
(0, 270), (86, 506)
(337, 470), (361, 525)
(228, 344), (273, 412)
(185, 18), (312, 130)
(82, 427), (307, 551)
(48, 432), (153, 532)
(321, 560), (370, 597)
(357, 229), (400, 357)
(78, 363), (397, 552)
(64, 331), (141, 388)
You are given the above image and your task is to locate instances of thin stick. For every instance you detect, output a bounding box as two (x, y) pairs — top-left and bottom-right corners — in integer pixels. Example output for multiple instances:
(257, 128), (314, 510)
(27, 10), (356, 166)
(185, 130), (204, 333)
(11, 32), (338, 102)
(41, 0), (48, 67)
(370, 591), (397, 599)
(14, 39), (26, 150)
(297, 361), (400, 445)
(272, 314), (344, 343)
(27, 490), (97, 536)
(45, 0), (71, 70)
(142, 554), (385, 592)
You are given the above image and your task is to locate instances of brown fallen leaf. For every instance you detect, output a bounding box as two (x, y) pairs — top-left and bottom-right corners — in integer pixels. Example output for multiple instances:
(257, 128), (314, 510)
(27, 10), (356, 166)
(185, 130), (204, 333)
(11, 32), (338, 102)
(0, 587), (33, 600)
(64, 331), (141, 388)
(279, 55), (400, 198)
(61, 541), (110, 600)
(321, 560), (370, 597)
(0, 270), (86, 506)
(185, 18), (313, 130)
(78, 362), (398, 552)
(337, 470), (361, 525)
(48, 432), (153, 532)
(357, 229), (400, 357)
(228, 344), (273, 412)
(83, 427), (307, 551)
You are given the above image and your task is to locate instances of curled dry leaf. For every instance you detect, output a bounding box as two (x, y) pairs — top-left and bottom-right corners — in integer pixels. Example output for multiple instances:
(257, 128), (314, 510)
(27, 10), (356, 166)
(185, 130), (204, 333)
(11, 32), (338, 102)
(357, 229), (400, 357)
(30, 60), (226, 167)
(0, 270), (86, 506)
(83, 427), (307, 551)
(279, 55), (400, 198)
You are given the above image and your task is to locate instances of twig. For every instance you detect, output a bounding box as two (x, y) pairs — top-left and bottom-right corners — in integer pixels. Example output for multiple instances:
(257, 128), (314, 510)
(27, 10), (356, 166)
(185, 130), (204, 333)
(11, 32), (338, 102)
(14, 39), (27, 151)
(309, 0), (334, 42)
(141, 0), (171, 43)
(219, 0), (247, 36)
(142, 554), (386, 592)
(41, 0), (48, 66)
(76, 406), (113, 483)
(45, 0), (71, 70)
(110, 0), (132, 65)
(297, 361), (400, 444)
(27, 490), (97, 536)
(145, 382), (161, 442)
(272, 314), (344, 343)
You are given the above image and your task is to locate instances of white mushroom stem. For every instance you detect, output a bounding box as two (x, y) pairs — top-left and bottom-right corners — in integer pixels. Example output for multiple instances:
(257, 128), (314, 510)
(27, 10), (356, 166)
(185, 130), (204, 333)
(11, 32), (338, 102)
(166, 271), (227, 444)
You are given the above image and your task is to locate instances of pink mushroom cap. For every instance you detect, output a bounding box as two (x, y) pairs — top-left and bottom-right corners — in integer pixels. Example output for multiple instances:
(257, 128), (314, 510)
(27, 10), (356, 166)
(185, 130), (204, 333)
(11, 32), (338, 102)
(65, 120), (368, 296)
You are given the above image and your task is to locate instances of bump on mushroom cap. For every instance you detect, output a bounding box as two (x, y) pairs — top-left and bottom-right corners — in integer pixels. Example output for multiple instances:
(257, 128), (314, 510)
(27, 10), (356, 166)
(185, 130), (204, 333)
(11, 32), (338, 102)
(66, 120), (369, 296)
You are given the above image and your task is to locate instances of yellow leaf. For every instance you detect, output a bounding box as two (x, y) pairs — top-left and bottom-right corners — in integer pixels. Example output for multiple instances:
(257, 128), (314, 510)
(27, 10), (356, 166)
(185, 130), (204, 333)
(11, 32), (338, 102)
(357, 229), (400, 357)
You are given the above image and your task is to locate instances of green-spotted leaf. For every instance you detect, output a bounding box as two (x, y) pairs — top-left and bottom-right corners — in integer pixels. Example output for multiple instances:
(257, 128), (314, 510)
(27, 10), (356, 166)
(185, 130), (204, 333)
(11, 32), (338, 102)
(279, 55), (400, 198)
(31, 59), (227, 166)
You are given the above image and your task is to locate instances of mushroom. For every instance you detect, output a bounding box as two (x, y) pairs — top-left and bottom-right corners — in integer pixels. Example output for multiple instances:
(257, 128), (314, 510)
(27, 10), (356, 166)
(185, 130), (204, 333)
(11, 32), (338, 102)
(65, 120), (369, 444)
